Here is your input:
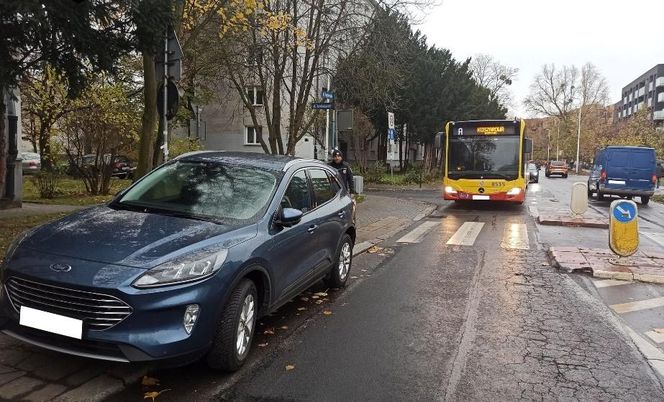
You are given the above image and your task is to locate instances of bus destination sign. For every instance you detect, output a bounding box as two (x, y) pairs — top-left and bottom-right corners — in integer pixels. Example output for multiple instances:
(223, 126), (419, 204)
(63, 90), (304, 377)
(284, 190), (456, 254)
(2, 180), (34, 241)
(452, 124), (517, 136)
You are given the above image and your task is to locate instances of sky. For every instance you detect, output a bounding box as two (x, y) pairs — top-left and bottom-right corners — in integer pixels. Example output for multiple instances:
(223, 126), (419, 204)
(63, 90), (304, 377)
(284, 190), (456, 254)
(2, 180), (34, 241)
(417, 0), (664, 118)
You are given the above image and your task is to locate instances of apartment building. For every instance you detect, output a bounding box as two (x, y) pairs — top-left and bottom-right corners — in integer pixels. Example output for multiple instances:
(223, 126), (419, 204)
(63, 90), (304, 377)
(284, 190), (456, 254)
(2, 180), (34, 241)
(614, 64), (664, 125)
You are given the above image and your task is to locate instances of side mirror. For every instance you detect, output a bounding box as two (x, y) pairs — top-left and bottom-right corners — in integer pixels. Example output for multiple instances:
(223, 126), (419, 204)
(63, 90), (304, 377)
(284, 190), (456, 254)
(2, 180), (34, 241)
(275, 208), (303, 227)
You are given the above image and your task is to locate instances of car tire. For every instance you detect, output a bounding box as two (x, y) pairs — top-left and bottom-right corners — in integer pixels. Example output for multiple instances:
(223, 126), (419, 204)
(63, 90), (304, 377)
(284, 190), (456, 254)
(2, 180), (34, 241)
(207, 279), (258, 371)
(587, 187), (592, 198)
(642, 196), (650, 206)
(324, 234), (353, 289)
(563, 174), (568, 178)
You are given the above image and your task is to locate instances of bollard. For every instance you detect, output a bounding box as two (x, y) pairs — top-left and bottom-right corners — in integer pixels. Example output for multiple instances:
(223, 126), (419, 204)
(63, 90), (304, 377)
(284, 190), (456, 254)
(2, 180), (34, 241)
(609, 199), (639, 262)
(353, 176), (364, 194)
(570, 182), (588, 217)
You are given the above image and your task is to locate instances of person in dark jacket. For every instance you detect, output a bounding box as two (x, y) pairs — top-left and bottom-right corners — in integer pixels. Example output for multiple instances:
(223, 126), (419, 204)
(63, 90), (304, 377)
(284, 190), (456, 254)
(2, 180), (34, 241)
(656, 162), (663, 188)
(328, 149), (354, 193)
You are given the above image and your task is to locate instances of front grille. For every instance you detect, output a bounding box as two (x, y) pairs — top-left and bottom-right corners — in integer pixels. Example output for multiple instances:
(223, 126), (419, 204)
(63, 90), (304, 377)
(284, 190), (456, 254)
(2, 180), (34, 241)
(5, 277), (132, 331)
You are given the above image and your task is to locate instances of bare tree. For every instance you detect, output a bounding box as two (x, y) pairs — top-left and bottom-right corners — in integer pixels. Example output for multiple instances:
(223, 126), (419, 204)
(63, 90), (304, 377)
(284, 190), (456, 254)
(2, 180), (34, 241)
(470, 54), (518, 108)
(524, 64), (581, 120)
(578, 62), (609, 113)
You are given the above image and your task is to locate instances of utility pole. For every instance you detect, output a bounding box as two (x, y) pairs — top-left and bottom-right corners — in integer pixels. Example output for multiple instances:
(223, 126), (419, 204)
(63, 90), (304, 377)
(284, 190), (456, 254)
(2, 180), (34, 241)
(324, 73), (330, 161)
(556, 119), (560, 161)
(161, 33), (169, 162)
(575, 104), (582, 174)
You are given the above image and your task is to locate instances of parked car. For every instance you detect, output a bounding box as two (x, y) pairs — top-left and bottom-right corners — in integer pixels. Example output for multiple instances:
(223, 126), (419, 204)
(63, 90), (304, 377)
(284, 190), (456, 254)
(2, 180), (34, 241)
(19, 152), (41, 175)
(110, 155), (136, 179)
(0, 152), (356, 371)
(545, 160), (568, 178)
(587, 146), (657, 205)
(65, 154), (135, 179)
(527, 162), (539, 183)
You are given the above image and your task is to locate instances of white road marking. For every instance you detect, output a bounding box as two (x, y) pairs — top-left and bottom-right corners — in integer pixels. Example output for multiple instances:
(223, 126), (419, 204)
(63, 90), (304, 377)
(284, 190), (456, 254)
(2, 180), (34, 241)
(624, 326), (664, 378)
(610, 297), (664, 314)
(446, 222), (485, 246)
(592, 279), (632, 288)
(500, 223), (529, 250)
(396, 221), (438, 244)
(643, 232), (664, 248)
(644, 329), (664, 344)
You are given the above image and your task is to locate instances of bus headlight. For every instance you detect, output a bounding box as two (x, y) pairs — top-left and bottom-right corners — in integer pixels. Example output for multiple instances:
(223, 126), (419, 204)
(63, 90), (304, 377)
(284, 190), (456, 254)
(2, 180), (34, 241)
(444, 186), (457, 194)
(507, 187), (522, 196)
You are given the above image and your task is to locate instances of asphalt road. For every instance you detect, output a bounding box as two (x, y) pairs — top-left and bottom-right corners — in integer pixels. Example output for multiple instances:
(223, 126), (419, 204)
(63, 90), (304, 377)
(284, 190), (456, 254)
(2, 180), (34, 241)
(108, 177), (664, 401)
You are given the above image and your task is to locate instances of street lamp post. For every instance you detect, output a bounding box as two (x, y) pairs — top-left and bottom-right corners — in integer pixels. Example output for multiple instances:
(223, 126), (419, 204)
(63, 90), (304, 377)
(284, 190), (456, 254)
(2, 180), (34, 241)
(575, 104), (582, 174)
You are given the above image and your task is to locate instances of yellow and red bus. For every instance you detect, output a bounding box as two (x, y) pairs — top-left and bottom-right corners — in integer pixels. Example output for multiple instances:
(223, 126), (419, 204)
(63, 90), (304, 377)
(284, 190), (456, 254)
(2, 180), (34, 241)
(442, 119), (531, 204)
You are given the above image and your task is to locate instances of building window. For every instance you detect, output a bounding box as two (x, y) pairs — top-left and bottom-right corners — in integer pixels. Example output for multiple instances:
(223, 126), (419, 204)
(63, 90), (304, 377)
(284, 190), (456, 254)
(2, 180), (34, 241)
(658, 92), (664, 103)
(245, 87), (264, 106)
(245, 126), (262, 145)
(648, 97), (653, 107)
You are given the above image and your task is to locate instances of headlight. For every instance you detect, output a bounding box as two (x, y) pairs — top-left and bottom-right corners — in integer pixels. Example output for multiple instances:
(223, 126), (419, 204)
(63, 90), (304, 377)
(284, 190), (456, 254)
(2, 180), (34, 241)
(507, 187), (522, 196)
(444, 186), (457, 194)
(133, 249), (228, 288)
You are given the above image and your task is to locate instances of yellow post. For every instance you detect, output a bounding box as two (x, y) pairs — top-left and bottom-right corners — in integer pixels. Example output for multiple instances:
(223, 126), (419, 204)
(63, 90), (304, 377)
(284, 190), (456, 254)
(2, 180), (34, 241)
(609, 200), (639, 257)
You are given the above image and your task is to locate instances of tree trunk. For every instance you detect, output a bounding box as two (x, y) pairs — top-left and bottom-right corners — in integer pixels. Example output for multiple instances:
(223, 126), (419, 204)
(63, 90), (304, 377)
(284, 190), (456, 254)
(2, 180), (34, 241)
(38, 126), (54, 172)
(136, 51), (158, 179)
(0, 96), (7, 199)
(152, 117), (164, 167)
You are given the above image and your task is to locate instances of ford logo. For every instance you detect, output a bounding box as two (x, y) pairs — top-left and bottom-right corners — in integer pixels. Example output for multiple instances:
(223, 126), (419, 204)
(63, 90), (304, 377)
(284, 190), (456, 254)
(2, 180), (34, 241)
(50, 263), (72, 273)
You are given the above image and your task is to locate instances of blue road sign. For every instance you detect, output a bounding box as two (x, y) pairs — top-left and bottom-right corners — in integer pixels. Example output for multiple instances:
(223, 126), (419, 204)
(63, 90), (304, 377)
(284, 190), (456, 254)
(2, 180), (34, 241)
(321, 90), (334, 100)
(312, 102), (334, 110)
(612, 201), (637, 223)
(388, 128), (396, 141)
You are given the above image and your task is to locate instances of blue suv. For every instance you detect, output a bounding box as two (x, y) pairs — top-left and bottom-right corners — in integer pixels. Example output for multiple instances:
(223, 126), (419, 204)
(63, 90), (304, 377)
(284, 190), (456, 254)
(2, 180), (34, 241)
(0, 152), (355, 371)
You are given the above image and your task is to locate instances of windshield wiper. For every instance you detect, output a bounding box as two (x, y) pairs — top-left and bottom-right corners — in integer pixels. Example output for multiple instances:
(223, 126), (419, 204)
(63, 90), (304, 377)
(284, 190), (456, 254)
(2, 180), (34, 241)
(110, 202), (223, 224)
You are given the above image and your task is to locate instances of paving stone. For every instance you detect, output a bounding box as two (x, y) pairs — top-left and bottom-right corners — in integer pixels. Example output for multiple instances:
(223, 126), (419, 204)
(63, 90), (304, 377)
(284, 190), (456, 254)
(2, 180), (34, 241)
(63, 366), (105, 388)
(24, 383), (67, 402)
(105, 364), (149, 385)
(0, 376), (43, 400)
(54, 375), (124, 402)
(0, 370), (26, 387)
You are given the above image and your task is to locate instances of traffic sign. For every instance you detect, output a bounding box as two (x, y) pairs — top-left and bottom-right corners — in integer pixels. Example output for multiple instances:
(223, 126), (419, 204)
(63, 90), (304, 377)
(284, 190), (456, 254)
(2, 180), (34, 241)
(609, 199), (639, 257)
(312, 102), (334, 110)
(387, 128), (396, 142)
(321, 90), (334, 100)
(388, 112), (395, 129)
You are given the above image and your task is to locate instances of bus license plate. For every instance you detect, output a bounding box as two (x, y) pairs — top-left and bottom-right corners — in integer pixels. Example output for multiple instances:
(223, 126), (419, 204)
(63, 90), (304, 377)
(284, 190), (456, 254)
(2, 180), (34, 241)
(472, 195), (490, 200)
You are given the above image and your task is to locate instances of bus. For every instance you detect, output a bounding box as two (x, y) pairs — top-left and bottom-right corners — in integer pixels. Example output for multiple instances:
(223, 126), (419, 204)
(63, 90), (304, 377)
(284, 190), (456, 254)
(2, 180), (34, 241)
(441, 119), (531, 204)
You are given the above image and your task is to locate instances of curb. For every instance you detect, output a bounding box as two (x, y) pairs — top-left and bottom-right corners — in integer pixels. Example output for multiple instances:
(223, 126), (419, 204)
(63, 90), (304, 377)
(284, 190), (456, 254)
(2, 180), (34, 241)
(538, 215), (608, 229)
(548, 246), (664, 284)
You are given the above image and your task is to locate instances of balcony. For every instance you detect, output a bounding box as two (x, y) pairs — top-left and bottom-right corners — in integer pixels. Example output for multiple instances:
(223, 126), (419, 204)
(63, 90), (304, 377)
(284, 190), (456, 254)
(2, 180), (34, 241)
(658, 92), (664, 103)
(654, 110), (664, 121)
(657, 77), (664, 88)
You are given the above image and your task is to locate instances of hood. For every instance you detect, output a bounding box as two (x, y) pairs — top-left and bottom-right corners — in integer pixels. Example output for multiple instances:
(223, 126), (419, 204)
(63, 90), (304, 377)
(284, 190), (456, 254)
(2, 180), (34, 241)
(19, 206), (257, 268)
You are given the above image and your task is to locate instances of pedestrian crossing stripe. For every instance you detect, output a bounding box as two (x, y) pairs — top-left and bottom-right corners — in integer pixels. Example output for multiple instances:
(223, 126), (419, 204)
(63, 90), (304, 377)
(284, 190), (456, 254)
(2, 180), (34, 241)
(500, 223), (529, 250)
(610, 297), (664, 314)
(396, 221), (438, 244)
(446, 222), (485, 246)
(592, 279), (631, 288)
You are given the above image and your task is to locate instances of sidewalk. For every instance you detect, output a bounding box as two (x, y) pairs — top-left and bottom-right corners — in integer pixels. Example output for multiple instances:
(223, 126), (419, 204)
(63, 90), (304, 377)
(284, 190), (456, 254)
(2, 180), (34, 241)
(353, 194), (436, 255)
(0, 203), (85, 218)
(549, 246), (664, 283)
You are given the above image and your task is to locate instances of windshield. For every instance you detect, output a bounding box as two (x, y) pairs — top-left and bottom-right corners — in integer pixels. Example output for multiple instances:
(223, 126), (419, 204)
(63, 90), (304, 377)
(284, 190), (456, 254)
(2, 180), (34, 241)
(448, 137), (520, 180)
(528, 163), (537, 170)
(116, 161), (278, 224)
(550, 161), (566, 166)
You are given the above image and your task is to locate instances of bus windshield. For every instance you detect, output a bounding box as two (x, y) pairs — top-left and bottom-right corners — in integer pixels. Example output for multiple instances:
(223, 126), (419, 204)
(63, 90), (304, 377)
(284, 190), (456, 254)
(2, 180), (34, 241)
(448, 136), (520, 180)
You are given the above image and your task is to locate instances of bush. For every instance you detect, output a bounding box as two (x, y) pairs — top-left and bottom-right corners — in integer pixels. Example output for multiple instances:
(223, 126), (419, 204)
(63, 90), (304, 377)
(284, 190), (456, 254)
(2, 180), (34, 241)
(364, 161), (387, 183)
(32, 173), (61, 199)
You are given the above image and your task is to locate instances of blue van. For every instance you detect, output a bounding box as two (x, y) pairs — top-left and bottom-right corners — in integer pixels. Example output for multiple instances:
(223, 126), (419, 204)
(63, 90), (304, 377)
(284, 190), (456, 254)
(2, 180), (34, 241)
(587, 146), (657, 205)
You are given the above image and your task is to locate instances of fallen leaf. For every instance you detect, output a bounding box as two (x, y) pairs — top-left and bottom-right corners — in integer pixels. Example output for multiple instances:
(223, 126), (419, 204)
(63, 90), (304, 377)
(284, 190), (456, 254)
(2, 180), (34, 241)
(141, 376), (160, 386)
(286, 364), (295, 371)
(315, 300), (324, 305)
(350, 276), (358, 279)
(311, 295), (320, 300)
(144, 389), (171, 401)
(300, 297), (309, 302)
(258, 342), (269, 347)
(367, 246), (382, 254)
(297, 307), (306, 311)
(361, 269), (368, 272)
(541, 263), (548, 266)
(263, 329), (275, 335)
(314, 292), (328, 297)
(280, 326), (288, 330)
(323, 310), (333, 315)
(655, 328), (664, 334)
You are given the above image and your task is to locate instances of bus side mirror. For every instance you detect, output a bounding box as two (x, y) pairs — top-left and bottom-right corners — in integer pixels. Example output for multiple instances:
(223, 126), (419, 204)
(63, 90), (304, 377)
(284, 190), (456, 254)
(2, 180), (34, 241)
(524, 139), (533, 154)
(434, 132), (444, 149)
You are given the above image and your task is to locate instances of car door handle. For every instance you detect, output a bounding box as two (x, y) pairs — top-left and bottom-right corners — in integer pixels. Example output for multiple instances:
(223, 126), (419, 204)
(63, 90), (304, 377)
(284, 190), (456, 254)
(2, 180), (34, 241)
(308, 225), (318, 233)
(338, 211), (345, 218)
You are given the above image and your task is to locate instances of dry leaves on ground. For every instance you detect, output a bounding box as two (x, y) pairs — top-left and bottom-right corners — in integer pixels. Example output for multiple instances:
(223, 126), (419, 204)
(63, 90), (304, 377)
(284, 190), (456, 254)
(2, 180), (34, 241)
(286, 364), (295, 371)
(141, 376), (160, 386)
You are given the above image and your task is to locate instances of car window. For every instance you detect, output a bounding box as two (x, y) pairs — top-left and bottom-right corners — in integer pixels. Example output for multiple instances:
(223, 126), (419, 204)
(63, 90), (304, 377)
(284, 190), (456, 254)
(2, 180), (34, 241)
(309, 168), (336, 207)
(118, 161), (278, 223)
(528, 163), (536, 170)
(550, 161), (565, 166)
(328, 172), (342, 194)
(281, 171), (311, 212)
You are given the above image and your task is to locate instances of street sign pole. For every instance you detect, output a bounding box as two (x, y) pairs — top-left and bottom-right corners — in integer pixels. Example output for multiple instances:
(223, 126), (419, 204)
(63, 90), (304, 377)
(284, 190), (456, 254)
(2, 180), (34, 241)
(162, 32), (169, 162)
(325, 75), (331, 161)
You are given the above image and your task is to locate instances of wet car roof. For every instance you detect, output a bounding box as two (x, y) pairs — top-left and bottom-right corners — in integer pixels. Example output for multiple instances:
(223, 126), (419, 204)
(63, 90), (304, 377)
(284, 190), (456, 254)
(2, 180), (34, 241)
(175, 151), (301, 172)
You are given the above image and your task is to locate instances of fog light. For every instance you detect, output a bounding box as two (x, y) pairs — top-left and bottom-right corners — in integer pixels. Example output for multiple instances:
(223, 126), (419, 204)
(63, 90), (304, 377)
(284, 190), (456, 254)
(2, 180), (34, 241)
(183, 304), (200, 335)
(507, 187), (522, 196)
(444, 186), (457, 194)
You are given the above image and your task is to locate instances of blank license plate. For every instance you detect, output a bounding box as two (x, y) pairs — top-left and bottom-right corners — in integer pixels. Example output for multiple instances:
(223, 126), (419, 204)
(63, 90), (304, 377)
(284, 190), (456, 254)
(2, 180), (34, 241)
(20, 306), (82, 339)
(608, 180), (625, 185)
(472, 195), (490, 200)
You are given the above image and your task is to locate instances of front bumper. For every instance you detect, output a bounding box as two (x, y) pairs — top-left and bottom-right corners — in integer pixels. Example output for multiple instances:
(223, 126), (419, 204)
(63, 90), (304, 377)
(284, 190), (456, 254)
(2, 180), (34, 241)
(547, 169), (567, 175)
(0, 269), (232, 364)
(444, 190), (525, 203)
